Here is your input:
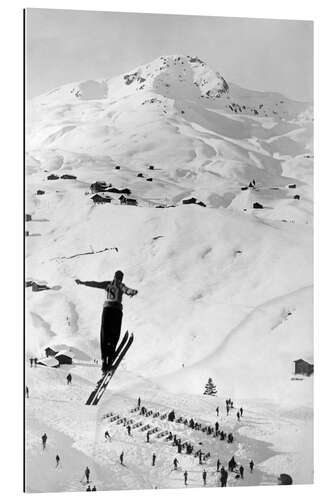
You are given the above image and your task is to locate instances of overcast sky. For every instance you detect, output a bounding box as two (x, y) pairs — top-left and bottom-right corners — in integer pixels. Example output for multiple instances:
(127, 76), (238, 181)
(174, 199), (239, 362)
(26, 9), (313, 102)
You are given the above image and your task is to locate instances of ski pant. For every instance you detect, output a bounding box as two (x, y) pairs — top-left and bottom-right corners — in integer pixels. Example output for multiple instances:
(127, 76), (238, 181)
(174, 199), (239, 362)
(100, 305), (123, 365)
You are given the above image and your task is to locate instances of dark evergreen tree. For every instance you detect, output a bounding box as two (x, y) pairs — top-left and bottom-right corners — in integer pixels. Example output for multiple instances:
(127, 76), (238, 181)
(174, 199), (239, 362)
(204, 377), (217, 396)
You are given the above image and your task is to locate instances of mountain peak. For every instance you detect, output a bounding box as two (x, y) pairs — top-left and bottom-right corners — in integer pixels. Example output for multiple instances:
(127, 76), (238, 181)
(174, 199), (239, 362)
(120, 54), (229, 100)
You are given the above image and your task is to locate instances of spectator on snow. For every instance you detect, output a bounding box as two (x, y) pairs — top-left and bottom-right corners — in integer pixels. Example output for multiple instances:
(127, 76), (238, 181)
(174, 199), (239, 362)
(202, 469), (207, 486)
(250, 460), (254, 472)
(25, 386), (29, 398)
(173, 458), (178, 470)
(85, 466), (90, 483)
(42, 433), (47, 450)
(56, 455), (60, 467)
(240, 465), (244, 479)
(152, 453), (156, 466)
(240, 407), (243, 417)
(120, 452), (124, 465)
(67, 373), (72, 385)
(184, 470), (188, 485)
(220, 467), (228, 487)
(105, 430), (111, 441)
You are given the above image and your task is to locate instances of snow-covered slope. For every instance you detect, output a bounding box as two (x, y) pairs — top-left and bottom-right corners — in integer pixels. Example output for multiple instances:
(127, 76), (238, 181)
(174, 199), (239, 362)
(25, 54), (313, 401)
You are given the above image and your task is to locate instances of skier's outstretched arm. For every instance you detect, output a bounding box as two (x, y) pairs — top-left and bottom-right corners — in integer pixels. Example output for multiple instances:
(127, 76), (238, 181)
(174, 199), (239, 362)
(75, 279), (109, 289)
(121, 283), (138, 296)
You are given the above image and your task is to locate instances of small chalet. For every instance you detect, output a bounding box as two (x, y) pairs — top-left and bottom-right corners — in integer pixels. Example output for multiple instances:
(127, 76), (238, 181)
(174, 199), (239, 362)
(182, 197), (197, 205)
(91, 194), (112, 204)
(288, 184), (296, 189)
(119, 195), (137, 206)
(148, 165), (155, 170)
(61, 174), (77, 180)
(47, 174), (59, 180)
(137, 173), (144, 178)
(115, 166), (121, 170)
(293, 359), (313, 376)
(55, 350), (73, 365)
(36, 190), (45, 195)
(253, 202), (263, 209)
(45, 347), (59, 358)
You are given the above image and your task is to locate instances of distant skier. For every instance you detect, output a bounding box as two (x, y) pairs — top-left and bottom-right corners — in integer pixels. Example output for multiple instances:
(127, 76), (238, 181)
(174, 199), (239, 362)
(216, 406), (219, 417)
(249, 460), (254, 473)
(146, 431), (150, 443)
(41, 433), (47, 450)
(239, 465), (244, 479)
(127, 425), (132, 436)
(56, 454), (60, 467)
(25, 386), (29, 398)
(184, 470), (188, 485)
(29, 358), (33, 367)
(173, 458), (178, 470)
(226, 406), (230, 416)
(75, 270), (138, 373)
(120, 451), (124, 465)
(237, 411), (240, 421)
(92, 486), (96, 491)
(240, 407), (243, 417)
(202, 469), (207, 486)
(217, 458), (221, 472)
(152, 453), (156, 466)
(67, 373), (72, 385)
(86, 485), (91, 491)
(138, 397), (141, 408)
(85, 466), (90, 483)
(104, 430), (111, 441)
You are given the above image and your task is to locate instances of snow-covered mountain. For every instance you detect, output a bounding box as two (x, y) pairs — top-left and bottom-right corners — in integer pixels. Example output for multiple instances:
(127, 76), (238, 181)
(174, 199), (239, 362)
(25, 53), (313, 398)
(25, 54), (313, 491)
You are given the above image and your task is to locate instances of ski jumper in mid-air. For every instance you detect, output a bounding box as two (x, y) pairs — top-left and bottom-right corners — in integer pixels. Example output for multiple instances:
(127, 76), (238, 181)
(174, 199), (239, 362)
(75, 270), (138, 372)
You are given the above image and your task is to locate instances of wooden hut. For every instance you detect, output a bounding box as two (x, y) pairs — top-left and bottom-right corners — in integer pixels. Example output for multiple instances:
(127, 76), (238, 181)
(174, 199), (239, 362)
(119, 195), (137, 206)
(61, 174), (77, 180)
(293, 359), (313, 376)
(182, 197), (197, 205)
(91, 194), (112, 204)
(55, 350), (73, 365)
(45, 347), (59, 358)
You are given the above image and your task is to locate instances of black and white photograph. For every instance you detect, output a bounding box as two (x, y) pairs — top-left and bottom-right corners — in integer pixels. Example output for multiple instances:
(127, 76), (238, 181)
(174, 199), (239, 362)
(24, 7), (313, 493)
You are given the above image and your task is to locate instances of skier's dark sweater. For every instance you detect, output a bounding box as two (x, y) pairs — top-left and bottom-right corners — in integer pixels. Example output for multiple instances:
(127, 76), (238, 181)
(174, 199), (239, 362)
(75, 271), (137, 371)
